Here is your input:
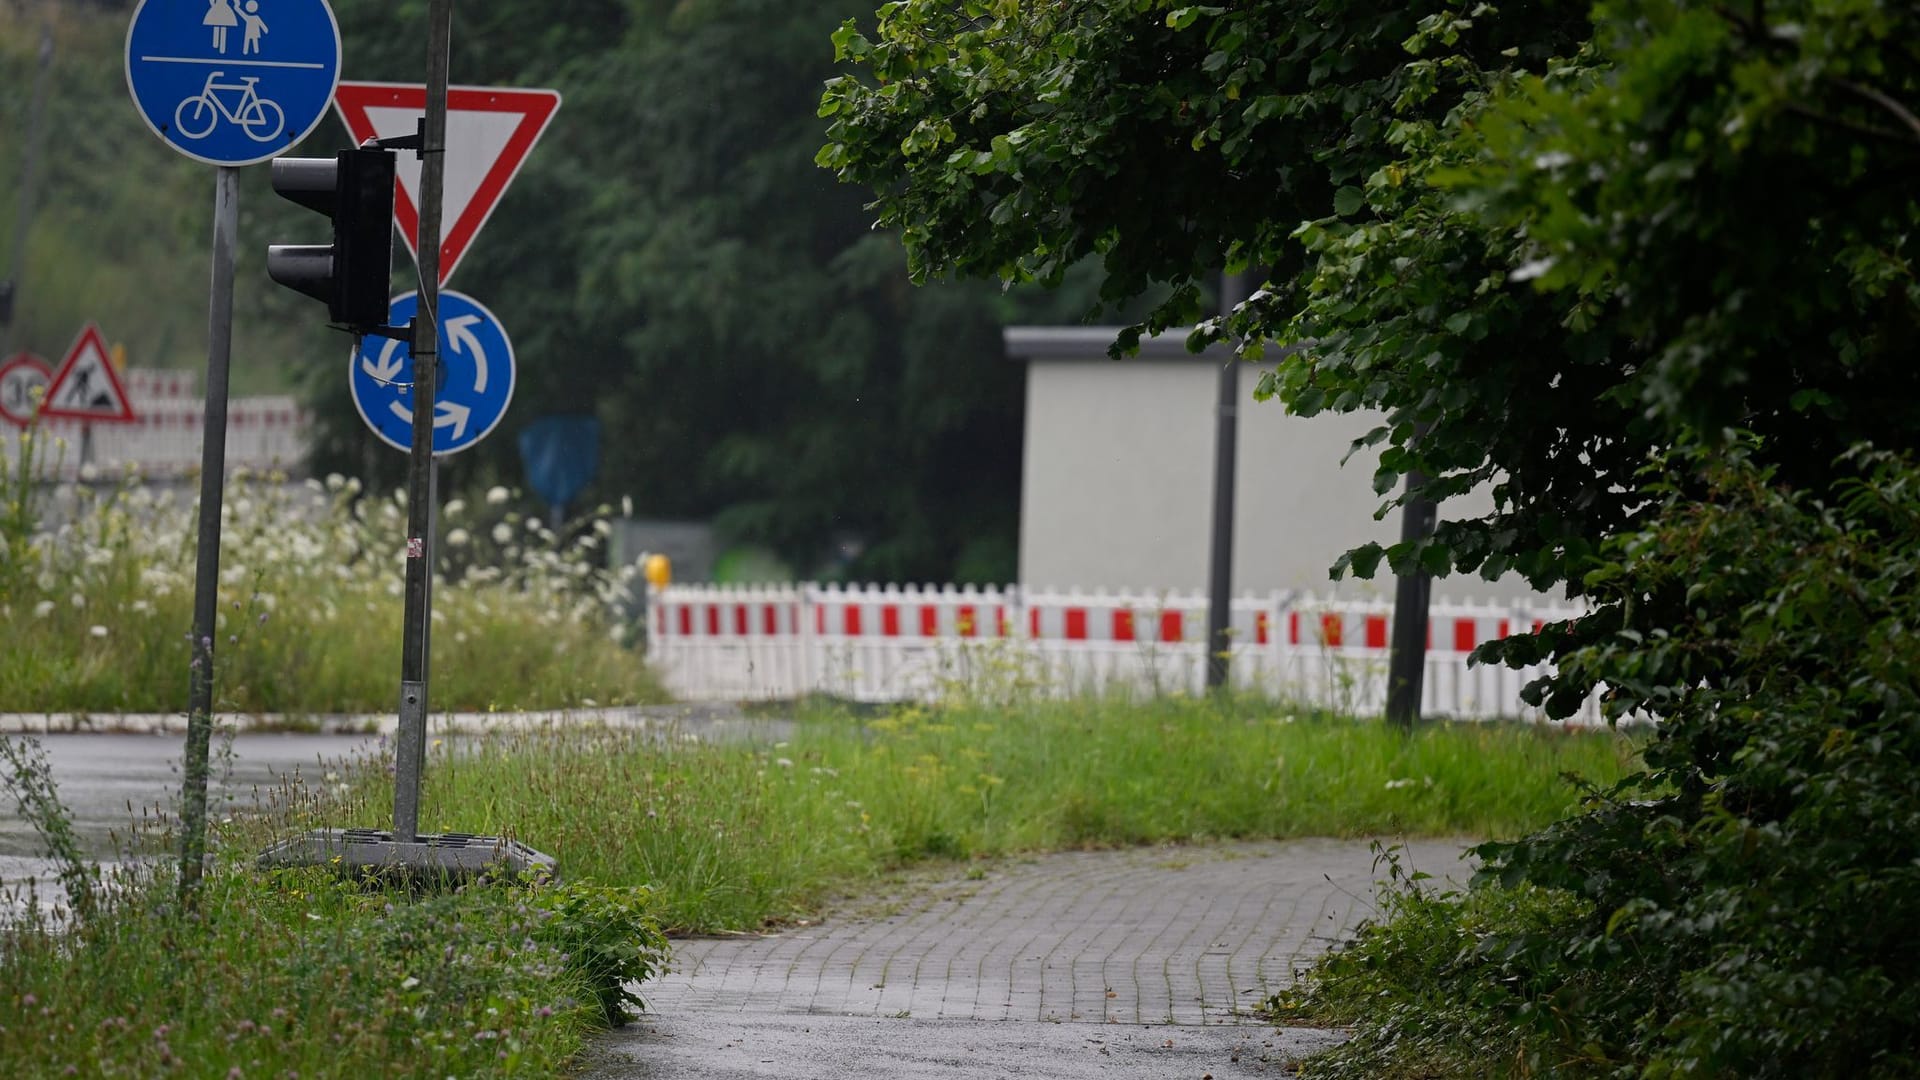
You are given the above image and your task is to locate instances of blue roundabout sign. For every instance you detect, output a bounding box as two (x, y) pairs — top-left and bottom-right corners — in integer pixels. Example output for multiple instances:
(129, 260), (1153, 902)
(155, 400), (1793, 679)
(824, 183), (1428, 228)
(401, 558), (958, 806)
(350, 290), (517, 456)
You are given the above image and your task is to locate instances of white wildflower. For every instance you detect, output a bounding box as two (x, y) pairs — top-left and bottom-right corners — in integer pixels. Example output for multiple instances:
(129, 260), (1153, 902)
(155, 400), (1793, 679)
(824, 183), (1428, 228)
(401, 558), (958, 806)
(443, 498), (466, 518)
(326, 473), (346, 491)
(89, 625), (108, 638)
(486, 486), (509, 506)
(69, 593), (85, 610)
(447, 528), (471, 548)
(34, 600), (55, 618)
(491, 523), (513, 545)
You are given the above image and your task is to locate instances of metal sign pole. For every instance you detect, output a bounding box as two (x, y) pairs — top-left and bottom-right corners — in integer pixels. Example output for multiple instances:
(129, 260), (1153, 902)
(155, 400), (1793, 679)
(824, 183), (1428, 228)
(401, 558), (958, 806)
(179, 166), (239, 899)
(392, 0), (452, 844)
(1205, 271), (1250, 692)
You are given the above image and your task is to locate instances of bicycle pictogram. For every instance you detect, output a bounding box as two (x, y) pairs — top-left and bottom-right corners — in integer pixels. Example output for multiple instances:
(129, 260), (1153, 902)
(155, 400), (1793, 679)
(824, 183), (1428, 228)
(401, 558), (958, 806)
(172, 71), (286, 142)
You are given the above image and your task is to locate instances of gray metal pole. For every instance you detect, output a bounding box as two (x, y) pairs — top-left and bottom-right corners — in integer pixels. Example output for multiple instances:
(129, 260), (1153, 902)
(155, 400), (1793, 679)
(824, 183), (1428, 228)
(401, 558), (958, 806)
(1385, 432), (1436, 731)
(1205, 272), (1250, 691)
(393, 0), (452, 843)
(1, 22), (54, 357)
(179, 166), (239, 899)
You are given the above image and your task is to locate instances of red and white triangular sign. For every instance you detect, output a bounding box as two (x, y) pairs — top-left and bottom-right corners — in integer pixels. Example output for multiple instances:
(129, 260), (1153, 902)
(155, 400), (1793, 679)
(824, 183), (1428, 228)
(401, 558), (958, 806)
(41, 324), (136, 424)
(333, 82), (562, 287)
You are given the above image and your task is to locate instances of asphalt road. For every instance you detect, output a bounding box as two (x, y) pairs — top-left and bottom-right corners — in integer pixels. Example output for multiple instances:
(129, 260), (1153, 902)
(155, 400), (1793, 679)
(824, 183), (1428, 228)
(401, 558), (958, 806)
(0, 732), (378, 895)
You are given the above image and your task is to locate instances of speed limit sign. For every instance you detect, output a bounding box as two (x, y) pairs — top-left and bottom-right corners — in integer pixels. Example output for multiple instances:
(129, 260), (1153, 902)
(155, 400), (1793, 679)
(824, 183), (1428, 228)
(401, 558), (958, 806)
(0, 354), (51, 427)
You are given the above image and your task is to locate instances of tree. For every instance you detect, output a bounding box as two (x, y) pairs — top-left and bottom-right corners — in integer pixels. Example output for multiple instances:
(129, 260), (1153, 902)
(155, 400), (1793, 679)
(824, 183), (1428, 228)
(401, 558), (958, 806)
(298, 0), (1035, 582)
(818, 0), (1920, 641)
(823, 2), (1920, 1071)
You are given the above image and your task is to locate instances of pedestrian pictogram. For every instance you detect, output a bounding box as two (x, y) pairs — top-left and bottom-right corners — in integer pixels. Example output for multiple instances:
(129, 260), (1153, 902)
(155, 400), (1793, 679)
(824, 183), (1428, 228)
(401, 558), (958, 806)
(332, 83), (561, 286)
(41, 325), (138, 424)
(125, 0), (341, 167)
(348, 291), (516, 456)
(0, 354), (52, 428)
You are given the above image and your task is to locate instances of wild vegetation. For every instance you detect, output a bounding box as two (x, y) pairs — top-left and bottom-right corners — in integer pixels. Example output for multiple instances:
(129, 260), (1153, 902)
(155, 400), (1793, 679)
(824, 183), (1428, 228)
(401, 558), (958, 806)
(0, 434), (662, 713)
(368, 698), (1640, 932)
(822, 0), (1920, 1073)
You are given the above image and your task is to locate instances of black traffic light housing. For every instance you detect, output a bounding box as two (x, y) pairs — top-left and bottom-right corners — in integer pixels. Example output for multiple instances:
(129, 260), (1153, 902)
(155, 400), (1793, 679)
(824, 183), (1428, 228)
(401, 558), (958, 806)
(266, 148), (396, 331)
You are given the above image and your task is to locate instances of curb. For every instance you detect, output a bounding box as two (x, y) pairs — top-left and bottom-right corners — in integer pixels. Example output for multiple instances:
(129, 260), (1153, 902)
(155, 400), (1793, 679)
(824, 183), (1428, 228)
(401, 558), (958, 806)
(0, 703), (747, 737)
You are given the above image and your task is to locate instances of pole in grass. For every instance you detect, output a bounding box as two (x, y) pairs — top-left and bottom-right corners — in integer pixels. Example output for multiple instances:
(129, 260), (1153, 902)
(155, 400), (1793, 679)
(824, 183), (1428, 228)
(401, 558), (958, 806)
(255, 0), (553, 883)
(1205, 270), (1250, 693)
(123, 0), (345, 898)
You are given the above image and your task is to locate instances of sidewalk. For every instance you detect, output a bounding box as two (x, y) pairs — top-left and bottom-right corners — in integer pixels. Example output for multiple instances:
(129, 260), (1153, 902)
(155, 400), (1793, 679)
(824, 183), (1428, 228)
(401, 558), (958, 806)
(582, 837), (1473, 1079)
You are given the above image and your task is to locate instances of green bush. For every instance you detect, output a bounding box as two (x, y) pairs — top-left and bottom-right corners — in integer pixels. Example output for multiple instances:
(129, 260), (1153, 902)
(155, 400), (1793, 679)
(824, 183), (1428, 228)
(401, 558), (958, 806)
(1293, 442), (1920, 1078)
(533, 882), (670, 1026)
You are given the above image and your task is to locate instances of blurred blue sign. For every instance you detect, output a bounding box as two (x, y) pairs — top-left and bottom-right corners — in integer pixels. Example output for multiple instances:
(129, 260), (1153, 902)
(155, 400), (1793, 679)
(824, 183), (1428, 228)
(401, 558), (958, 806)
(349, 290), (516, 456)
(125, 0), (342, 167)
(518, 415), (601, 513)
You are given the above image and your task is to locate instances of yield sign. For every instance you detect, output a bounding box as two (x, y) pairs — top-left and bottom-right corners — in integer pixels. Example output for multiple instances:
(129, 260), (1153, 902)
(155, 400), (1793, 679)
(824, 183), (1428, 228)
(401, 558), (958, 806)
(332, 82), (561, 287)
(41, 324), (136, 424)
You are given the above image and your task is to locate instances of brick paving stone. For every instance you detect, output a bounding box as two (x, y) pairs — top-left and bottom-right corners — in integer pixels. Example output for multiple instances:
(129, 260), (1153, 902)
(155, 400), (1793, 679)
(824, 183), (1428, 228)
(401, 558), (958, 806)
(642, 837), (1472, 1026)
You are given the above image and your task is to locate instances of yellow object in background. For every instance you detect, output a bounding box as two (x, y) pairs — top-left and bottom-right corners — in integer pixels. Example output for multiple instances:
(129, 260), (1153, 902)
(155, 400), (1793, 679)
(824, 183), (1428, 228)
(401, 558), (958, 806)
(110, 343), (127, 370)
(643, 553), (671, 588)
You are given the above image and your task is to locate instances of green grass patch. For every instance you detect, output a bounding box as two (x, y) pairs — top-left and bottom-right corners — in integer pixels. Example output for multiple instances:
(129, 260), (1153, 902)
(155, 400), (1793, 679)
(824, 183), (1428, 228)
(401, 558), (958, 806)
(351, 697), (1642, 933)
(0, 736), (668, 1079)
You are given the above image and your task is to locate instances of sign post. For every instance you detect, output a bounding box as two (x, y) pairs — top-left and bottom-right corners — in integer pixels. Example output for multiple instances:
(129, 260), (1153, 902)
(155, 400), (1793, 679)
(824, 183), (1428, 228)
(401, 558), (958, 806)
(125, 0), (341, 898)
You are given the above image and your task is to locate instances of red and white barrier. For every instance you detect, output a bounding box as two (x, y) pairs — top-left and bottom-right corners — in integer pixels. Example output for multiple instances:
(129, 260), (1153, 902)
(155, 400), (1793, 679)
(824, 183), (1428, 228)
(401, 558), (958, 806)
(647, 583), (1594, 722)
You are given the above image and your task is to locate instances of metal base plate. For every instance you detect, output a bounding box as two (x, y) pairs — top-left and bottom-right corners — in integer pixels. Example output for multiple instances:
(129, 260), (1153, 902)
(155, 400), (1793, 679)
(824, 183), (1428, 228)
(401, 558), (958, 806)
(256, 828), (558, 884)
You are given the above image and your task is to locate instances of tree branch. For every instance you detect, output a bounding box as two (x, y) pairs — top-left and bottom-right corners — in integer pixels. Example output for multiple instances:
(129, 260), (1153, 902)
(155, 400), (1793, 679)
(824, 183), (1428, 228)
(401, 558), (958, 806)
(1827, 76), (1920, 145)
(1783, 101), (1920, 148)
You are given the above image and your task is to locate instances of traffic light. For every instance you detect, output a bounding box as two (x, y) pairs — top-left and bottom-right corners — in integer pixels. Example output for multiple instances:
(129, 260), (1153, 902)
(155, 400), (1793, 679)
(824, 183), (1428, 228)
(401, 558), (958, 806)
(266, 148), (395, 330)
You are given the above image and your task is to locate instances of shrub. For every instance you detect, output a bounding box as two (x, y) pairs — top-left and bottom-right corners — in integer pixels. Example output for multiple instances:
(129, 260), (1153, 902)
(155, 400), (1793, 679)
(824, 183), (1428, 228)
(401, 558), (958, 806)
(1294, 441), (1920, 1078)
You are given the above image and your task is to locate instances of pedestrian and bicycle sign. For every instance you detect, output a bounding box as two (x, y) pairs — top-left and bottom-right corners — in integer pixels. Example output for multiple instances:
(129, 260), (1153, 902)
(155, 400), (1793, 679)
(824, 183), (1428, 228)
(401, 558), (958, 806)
(349, 291), (516, 456)
(125, 0), (342, 167)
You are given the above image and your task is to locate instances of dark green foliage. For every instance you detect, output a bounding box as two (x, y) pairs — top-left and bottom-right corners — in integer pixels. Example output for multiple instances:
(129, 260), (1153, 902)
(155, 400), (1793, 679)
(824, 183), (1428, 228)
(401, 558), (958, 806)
(290, 0), (1037, 581)
(1287, 446), (1920, 1078)
(532, 881), (669, 1026)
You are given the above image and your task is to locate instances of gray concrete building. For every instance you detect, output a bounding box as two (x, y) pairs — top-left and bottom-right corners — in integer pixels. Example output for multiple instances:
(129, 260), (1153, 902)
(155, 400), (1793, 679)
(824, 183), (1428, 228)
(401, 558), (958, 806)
(1005, 326), (1549, 604)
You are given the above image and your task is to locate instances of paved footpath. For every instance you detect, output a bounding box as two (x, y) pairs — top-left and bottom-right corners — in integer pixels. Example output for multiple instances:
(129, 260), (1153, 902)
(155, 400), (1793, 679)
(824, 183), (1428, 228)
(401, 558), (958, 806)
(583, 837), (1474, 1079)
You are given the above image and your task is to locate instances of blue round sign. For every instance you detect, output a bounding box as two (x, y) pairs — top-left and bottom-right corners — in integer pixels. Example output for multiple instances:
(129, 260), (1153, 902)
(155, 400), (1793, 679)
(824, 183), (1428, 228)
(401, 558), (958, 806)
(350, 291), (517, 456)
(125, 0), (342, 167)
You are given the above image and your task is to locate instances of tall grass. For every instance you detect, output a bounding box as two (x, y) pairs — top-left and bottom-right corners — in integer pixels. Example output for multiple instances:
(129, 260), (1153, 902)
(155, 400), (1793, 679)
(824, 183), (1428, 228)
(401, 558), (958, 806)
(352, 697), (1643, 932)
(0, 453), (664, 713)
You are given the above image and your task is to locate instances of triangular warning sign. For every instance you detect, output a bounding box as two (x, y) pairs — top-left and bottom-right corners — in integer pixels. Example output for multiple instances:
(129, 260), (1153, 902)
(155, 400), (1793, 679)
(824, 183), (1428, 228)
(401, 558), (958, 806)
(41, 324), (136, 424)
(333, 83), (562, 288)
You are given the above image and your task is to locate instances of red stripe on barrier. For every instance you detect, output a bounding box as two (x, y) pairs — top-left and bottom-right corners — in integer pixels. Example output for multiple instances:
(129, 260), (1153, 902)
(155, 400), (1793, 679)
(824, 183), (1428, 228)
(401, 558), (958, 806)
(1160, 610), (1182, 643)
(1066, 608), (1087, 641)
(763, 604), (779, 635)
(882, 605), (901, 637)
(958, 604), (978, 638)
(1289, 612), (1300, 645)
(1257, 611), (1270, 645)
(1454, 619), (1476, 653)
(844, 606), (862, 637)
(996, 606), (1009, 637)
(1531, 619), (1543, 634)
(815, 606), (825, 635)
(705, 605), (720, 636)
(920, 606), (938, 637)
(1030, 608), (1041, 639)
(1365, 615), (1388, 650)
(1321, 614), (1343, 647)
(1114, 609), (1136, 642)
(734, 605), (748, 636)
(677, 606), (691, 637)
(1498, 619), (1510, 639)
